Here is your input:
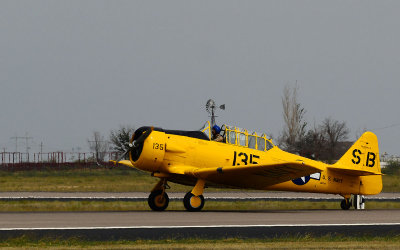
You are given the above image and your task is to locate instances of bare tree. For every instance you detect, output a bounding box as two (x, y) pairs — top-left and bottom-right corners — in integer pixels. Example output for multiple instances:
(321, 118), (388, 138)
(280, 84), (307, 153)
(298, 124), (326, 159)
(88, 131), (109, 163)
(110, 125), (135, 158)
(321, 117), (350, 161)
(278, 85), (352, 161)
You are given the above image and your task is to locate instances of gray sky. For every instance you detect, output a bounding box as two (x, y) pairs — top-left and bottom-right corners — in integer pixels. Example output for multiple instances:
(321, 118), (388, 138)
(1, 0), (399, 155)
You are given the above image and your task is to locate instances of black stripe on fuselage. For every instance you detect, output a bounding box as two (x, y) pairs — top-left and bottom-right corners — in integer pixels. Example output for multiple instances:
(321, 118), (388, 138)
(134, 127), (209, 141)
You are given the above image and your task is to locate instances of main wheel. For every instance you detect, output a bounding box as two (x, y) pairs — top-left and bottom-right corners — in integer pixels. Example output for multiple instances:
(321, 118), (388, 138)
(183, 192), (205, 212)
(148, 190), (169, 211)
(340, 199), (351, 210)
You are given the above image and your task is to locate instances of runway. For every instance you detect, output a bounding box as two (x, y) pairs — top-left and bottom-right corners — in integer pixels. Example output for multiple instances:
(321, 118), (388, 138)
(1, 210), (400, 240)
(2, 210), (400, 228)
(2, 193), (400, 239)
(1, 191), (398, 201)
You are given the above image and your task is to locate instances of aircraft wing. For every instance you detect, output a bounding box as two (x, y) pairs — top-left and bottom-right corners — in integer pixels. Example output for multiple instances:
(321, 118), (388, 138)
(110, 160), (134, 168)
(188, 161), (322, 189)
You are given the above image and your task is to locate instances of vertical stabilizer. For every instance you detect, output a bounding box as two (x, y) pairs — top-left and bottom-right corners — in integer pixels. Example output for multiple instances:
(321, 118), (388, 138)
(333, 132), (381, 175)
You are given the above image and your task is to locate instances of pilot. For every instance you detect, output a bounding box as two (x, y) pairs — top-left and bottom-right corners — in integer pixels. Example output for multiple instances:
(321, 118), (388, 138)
(212, 125), (223, 142)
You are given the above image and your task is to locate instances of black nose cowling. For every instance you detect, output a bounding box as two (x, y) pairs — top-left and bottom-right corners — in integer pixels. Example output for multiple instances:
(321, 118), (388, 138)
(130, 126), (157, 162)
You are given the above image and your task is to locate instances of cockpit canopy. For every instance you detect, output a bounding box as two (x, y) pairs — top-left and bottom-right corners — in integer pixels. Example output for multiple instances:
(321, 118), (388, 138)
(199, 121), (274, 151)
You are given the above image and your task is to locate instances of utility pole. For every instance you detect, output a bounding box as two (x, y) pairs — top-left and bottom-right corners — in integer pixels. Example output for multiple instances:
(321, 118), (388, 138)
(1, 147), (5, 164)
(25, 135), (31, 154)
(10, 134), (33, 157)
(40, 142), (43, 162)
(11, 136), (18, 152)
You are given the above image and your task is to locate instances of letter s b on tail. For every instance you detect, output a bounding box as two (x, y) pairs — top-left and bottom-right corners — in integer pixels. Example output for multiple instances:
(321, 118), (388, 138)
(335, 131), (381, 175)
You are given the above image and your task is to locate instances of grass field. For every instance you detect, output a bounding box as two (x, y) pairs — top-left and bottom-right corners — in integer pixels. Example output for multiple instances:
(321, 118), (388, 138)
(0, 167), (398, 192)
(0, 168), (179, 192)
(2, 236), (400, 249)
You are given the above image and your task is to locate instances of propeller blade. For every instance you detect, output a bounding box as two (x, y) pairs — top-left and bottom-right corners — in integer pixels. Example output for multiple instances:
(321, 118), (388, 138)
(115, 149), (130, 163)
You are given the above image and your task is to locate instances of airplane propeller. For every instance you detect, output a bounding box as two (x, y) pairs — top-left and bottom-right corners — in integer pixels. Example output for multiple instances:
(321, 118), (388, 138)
(115, 127), (153, 163)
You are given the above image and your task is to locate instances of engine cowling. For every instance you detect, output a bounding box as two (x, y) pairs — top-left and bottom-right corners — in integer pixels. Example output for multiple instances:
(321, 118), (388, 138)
(130, 127), (166, 172)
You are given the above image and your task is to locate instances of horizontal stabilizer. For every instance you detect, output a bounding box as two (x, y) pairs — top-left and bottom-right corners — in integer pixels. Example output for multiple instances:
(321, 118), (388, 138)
(327, 167), (382, 176)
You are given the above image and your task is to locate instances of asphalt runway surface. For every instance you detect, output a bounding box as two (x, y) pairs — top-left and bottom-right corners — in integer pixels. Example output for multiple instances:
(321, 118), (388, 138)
(1, 191), (399, 201)
(2, 210), (400, 240)
(1, 210), (400, 228)
(2, 192), (400, 239)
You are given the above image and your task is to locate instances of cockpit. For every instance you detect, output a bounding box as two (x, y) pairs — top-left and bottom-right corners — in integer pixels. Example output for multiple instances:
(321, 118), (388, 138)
(199, 121), (275, 151)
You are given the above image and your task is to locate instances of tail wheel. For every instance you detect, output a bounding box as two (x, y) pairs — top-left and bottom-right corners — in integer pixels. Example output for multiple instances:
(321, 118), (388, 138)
(183, 192), (205, 212)
(148, 190), (169, 211)
(340, 199), (351, 210)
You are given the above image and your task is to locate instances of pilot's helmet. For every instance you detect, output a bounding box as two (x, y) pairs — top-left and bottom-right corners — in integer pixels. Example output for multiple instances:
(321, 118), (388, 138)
(212, 125), (221, 134)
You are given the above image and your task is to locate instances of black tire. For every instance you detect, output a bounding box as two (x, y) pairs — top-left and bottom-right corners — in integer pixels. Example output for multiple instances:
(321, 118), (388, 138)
(148, 190), (169, 211)
(183, 192), (205, 212)
(340, 199), (351, 210)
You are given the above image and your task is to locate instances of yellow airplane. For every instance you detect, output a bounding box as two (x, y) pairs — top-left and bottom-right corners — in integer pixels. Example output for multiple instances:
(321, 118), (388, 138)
(114, 121), (382, 212)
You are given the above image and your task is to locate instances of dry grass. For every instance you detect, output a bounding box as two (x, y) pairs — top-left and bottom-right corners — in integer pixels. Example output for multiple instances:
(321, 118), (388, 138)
(2, 237), (400, 249)
(0, 168), (186, 192)
(382, 175), (400, 192)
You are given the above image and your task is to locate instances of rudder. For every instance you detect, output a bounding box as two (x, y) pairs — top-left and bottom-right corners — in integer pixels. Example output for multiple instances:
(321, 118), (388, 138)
(334, 131), (381, 175)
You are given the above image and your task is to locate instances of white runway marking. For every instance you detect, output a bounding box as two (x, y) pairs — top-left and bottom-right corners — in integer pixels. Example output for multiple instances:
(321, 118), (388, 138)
(2, 223), (400, 231)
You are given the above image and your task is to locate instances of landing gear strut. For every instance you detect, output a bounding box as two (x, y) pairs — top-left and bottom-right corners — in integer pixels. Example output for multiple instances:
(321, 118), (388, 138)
(147, 178), (207, 212)
(148, 178), (169, 211)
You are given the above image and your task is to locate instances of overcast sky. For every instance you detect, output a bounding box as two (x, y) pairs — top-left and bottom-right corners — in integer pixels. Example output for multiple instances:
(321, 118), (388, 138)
(1, 1), (399, 155)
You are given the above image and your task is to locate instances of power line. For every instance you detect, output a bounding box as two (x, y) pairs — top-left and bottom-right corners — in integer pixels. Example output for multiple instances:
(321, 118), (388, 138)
(373, 123), (400, 131)
(10, 135), (33, 153)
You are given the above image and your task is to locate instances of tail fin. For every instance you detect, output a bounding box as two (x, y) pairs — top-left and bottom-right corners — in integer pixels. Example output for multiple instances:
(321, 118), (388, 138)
(332, 131), (381, 175)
